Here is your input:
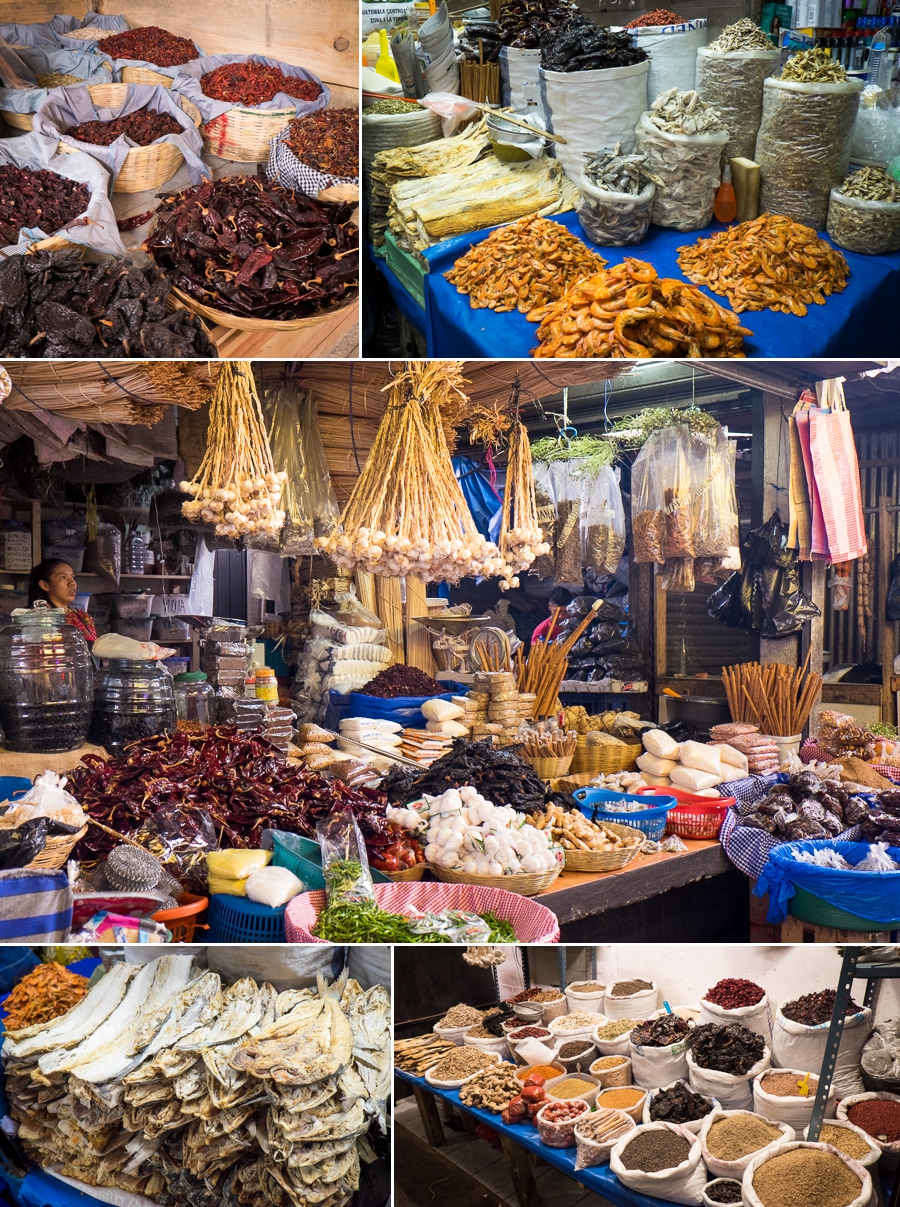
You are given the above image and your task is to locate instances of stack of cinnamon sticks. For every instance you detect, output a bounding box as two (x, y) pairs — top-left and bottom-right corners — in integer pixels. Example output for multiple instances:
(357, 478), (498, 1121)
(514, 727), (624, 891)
(722, 656), (823, 736)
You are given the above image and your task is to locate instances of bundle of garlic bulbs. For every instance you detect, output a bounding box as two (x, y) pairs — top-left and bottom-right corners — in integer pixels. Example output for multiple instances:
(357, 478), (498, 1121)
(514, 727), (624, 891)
(180, 361), (287, 539)
(498, 420), (551, 579)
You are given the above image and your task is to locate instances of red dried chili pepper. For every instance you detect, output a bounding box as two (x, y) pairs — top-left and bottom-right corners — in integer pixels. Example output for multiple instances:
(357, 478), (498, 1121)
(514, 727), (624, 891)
(68, 109), (183, 147)
(200, 61), (321, 105)
(284, 108), (358, 177)
(100, 26), (199, 68)
(0, 165), (90, 245)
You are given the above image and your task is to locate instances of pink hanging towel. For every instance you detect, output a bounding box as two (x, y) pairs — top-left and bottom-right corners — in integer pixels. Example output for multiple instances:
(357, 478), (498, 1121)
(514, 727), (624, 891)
(793, 407), (829, 559)
(809, 406), (868, 562)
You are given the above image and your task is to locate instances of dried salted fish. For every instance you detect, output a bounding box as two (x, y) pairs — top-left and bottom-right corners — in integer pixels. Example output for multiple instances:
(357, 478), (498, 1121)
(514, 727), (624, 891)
(708, 18), (773, 51)
(828, 167), (900, 254)
(4, 963), (135, 1054)
(782, 46), (847, 82)
(583, 144), (663, 195)
(648, 87), (727, 135)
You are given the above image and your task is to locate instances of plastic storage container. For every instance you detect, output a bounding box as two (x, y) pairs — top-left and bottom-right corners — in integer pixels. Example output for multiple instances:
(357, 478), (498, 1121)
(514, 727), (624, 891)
(114, 593), (155, 618)
(154, 616), (191, 642)
(42, 545), (85, 573)
(207, 893), (286, 942)
(115, 618), (154, 641)
(124, 533), (147, 574)
(0, 607), (93, 752)
(174, 671), (215, 731)
(89, 657), (176, 753)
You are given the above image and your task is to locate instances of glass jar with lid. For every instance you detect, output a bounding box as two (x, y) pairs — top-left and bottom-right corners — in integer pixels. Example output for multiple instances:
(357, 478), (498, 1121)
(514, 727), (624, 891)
(0, 605), (93, 752)
(89, 658), (176, 754)
(174, 671), (216, 732)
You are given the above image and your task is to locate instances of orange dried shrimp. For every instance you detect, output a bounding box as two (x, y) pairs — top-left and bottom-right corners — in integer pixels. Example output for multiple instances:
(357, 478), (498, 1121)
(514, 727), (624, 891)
(676, 213), (849, 316)
(4, 962), (89, 1032)
(530, 258), (751, 358)
(445, 215), (607, 315)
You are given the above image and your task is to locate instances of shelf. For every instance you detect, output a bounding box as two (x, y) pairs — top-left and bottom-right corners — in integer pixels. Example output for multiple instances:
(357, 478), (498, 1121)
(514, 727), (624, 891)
(0, 570), (192, 582)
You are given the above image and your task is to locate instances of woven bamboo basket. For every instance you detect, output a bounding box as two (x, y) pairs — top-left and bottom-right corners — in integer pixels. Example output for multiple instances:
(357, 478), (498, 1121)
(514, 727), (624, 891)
(56, 85), (201, 193)
(550, 772), (595, 794)
(170, 285), (357, 333)
(0, 110), (36, 131)
(27, 824), (88, 871)
(119, 66), (173, 88)
(382, 864), (427, 882)
(571, 737), (641, 776)
(202, 104), (295, 163)
(561, 821), (644, 873)
(427, 863), (561, 897)
(523, 753), (574, 780)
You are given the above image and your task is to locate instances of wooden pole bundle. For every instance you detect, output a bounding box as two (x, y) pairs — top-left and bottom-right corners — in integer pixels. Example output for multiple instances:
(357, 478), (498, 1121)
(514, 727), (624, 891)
(722, 655), (822, 736)
(458, 58), (501, 105)
(517, 600), (603, 717)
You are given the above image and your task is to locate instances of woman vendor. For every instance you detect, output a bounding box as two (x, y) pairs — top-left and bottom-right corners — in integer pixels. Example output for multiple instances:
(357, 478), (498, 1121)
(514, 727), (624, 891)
(28, 559), (96, 643)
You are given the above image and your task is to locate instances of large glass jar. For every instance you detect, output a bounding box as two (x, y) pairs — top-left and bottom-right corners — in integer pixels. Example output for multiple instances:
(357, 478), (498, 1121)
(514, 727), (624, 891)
(174, 671), (215, 733)
(0, 607), (93, 752)
(89, 658), (176, 754)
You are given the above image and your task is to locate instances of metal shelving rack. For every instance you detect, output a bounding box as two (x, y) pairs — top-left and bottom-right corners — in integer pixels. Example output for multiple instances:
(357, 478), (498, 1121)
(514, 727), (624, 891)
(807, 946), (900, 1207)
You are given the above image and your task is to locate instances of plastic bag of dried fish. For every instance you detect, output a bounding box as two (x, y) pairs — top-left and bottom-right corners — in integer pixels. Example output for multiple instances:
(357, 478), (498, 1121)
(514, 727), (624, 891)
(754, 76), (863, 230)
(634, 89), (729, 230)
(578, 145), (659, 244)
(827, 168), (900, 254)
(695, 45), (780, 161)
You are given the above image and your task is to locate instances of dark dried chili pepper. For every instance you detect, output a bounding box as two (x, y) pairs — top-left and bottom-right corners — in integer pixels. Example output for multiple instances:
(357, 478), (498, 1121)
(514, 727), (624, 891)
(68, 109), (183, 147)
(200, 60), (321, 105)
(117, 209), (154, 231)
(284, 108), (358, 177)
(99, 26), (199, 68)
(0, 165), (90, 246)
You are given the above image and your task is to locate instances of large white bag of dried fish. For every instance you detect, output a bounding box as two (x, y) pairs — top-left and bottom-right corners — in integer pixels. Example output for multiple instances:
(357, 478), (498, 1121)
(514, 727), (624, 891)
(500, 45), (542, 110)
(540, 59), (650, 181)
(695, 47), (780, 161)
(754, 78), (863, 230)
(630, 21), (708, 103)
(633, 89), (729, 230)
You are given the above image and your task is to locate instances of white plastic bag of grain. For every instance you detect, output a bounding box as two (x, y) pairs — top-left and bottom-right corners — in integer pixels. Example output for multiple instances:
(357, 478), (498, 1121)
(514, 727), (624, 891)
(425, 719), (469, 735)
(679, 741), (724, 777)
(610, 1122), (707, 1204)
(630, 1034), (691, 1090)
(742, 1141), (870, 1207)
(772, 1003), (871, 1097)
(670, 766), (722, 792)
(637, 752), (678, 777)
(643, 729), (681, 760)
(699, 1109), (794, 1179)
(709, 744), (750, 775)
(643, 1082), (720, 1135)
(699, 991), (772, 1043)
(753, 1069), (835, 1129)
(631, 20), (707, 99)
(421, 698), (465, 722)
(245, 866), (305, 907)
(605, 982), (660, 1020)
(836, 1092), (900, 1155)
(687, 1046), (771, 1111)
(340, 718), (403, 733)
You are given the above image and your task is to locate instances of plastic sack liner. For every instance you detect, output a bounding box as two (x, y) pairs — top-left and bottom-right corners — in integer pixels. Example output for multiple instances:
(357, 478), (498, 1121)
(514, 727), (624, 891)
(0, 45), (113, 115)
(631, 21), (708, 101)
(699, 993), (772, 1044)
(686, 1047), (771, 1111)
(850, 86), (900, 166)
(642, 1081), (720, 1135)
(499, 45), (542, 110)
(0, 131), (125, 256)
(577, 173), (654, 246)
(610, 1122), (707, 1205)
(539, 58), (650, 182)
(695, 47), (780, 162)
(827, 187), (900, 256)
(742, 1141), (870, 1207)
(629, 1037), (690, 1090)
(771, 1001), (871, 1099)
(0, 14), (98, 47)
(836, 1092), (900, 1154)
(634, 110), (729, 231)
(755, 839), (900, 926)
(170, 54), (328, 123)
(580, 464), (626, 576)
(752, 1068), (835, 1128)
(754, 77), (863, 231)
(699, 1109), (794, 1180)
(33, 81), (208, 185)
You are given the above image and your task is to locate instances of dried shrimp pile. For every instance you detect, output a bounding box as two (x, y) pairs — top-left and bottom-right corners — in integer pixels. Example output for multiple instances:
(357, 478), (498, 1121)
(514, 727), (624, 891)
(530, 259), (752, 359)
(3, 962), (89, 1032)
(781, 47), (847, 82)
(444, 215), (607, 315)
(708, 18), (774, 50)
(677, 213), (849, 315)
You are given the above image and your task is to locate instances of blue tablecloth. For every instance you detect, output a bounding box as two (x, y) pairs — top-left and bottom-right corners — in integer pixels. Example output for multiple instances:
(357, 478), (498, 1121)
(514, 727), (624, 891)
(416, 211), (900, 358)
(372, 252), (426, 336)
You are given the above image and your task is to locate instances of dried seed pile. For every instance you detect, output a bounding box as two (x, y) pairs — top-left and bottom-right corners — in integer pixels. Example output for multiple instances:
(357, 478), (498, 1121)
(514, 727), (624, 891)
(0, 164), (90, 245)
(677, 214), (849, 316)
(647, 87), (726, 136)
(781, 47), (847, 82)
(705, 978), (765, 1008)
(620, 1129), (692, 1173)
(818, 1124), (873, 1160)
(751, 1149), (861, 1207)
(553, 1077), (597, 1099)
(3, 963), (89, 1031)
(98, 25), (199, 67)
(68, 109), (183, 146)
(437, 1003), (484, 1028)
(445, 215), (607, 316)
(36, 71), (82, 87)
(558, 1040), (595, 1059)
(285, 109), (359, 178)
(362, 99), (414, 114)
(595, 1019), (638, 1040)
(65, 26), (119, 40)
(705, 1113), (783, 1161)
(708, 18), (774, 50)
(627, 9), (686, 25)
(430, 1047), (497, 1081)
(760, 1072), (818, 1097)
(846, 1098), (900, 1142)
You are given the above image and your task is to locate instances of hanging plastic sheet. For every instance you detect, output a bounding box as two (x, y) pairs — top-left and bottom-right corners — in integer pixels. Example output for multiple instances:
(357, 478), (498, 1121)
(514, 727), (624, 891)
(808, 378), (868, 563)
(453, 456), (501, 542)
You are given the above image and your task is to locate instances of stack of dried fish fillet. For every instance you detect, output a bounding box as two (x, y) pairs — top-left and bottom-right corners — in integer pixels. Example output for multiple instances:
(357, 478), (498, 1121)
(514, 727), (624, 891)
(3, 956), (390, 1207)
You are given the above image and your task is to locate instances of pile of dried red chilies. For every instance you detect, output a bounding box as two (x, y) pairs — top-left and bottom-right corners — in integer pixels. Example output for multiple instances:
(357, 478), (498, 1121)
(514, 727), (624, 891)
(285, 108), (359, 177)
(145, 175), (358, 321)
(200, 61), (321, 105)
(68, 109), (183, 147)
(67, 726), (399, 859)
(0, 165), (90, 246)
(99, 26), (199, 68)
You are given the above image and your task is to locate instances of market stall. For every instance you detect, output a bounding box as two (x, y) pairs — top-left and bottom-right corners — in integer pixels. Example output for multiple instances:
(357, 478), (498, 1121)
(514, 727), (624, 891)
(362, 2), (900, 358)
(0, 0), (359, 358)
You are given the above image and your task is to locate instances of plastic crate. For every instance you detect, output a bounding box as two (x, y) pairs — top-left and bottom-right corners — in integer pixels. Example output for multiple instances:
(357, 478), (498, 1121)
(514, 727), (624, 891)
(384, 229), (427, 310)
(207, 893), (286, 943)
(270, 831), (392, 892)
(573, 788), (678, 842)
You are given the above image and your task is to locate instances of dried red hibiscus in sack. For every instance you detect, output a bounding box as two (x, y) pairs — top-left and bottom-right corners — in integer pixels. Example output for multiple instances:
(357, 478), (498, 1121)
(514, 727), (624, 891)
(145, 175), (358, 321)
(0, 165), (90, 245)
(285, 109), (359, 177)
(200, 60), (321, 105)
(98, 26), (199, 68)
(67, 109), (183, 147)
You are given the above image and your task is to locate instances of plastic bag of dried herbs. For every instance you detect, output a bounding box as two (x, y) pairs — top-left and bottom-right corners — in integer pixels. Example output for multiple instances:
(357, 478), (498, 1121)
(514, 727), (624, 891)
(632, 427), (695, 565)
(580, 465), (625, 577)
(317, 806), (377, 906)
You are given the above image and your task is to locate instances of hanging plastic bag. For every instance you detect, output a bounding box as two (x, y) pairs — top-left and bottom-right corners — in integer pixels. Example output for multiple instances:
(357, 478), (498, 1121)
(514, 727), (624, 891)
(548, 460), (584, 585)
(83, 522), (122, 583)
(264, 380), (315, 556)
(299, 391), (340, 538)
(317, 805), (376, 905)
(131, 806), (219, 896)
(580, 465), (626, 576)
(633, 111), (729, 230)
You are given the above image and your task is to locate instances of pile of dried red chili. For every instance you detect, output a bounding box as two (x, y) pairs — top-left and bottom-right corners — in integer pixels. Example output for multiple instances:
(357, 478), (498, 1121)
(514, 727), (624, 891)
(704, 979), (765, 1009)
(200, 60), (321, 105)
(285, 108), (358, 177)
(68, 109), (183, 147)
(0, 165), (90, 246)
(626, 9), (686, 25)
(67, 725), (407, 861)
(146, 175), (358, 321)
(99, 26), (199, 68)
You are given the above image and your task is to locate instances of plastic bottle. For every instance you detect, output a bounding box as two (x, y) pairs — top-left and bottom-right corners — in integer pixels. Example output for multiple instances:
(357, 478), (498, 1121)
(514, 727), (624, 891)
(868, 28), (891, 85)
(255, 667), (279, 703)
(714, 164), (738, 223)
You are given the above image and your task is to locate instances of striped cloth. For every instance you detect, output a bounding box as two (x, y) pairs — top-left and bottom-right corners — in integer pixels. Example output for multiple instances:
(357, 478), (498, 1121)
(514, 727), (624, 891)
(0, 869), (72, 942)
(809, 406), (868, 562)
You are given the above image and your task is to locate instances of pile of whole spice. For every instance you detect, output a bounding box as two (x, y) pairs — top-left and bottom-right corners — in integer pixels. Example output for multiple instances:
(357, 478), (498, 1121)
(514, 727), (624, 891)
(705, 1113), (783, 1161)
(781, 989), (861, 1026)
(708, 18), (774, 50)
(760, 1072), (818, 1097)
(67, 109), (182, 147)
(437, 1004), (484, 1028)
(541, 14), (648, 71)
(466, 1023), (502, 1039)
(36, 71), (82, 87)
(65, 26), (120, 40)
(0, 165), (89, 245)
(734, 771), (860, 841)
(781, 46), (847, 82)
(360, 666), (444, 698)
(619, 1129), (692, 1173)
(3, 962), (89, 1031)
(0, 250), (215, 358)
(284, 108), (358, 177)
(627, 8), (686, 24)
(200, 61), (321, 105)
(517, 1064), (562, 1082)
(593, 1056), (628, 1070)
(97, 26), (199, 67)
(509, 1026), (551, 1040)
(558, 1040), (595, 1059)
(554, 1011), (605, 1031)
(362, 98), (415, 114)
(847, 1098), (900, 1142)
(818, 1124), (874, 1160)
(459, 1064), (522, 1112)
(146, 176), (358, 321)
(705, 978), (765, 1008)
(611, 979), (654, 996)
(690, 1023), (764, 1074)
(508, 989), (565, 1004)
(552, 1077), (597, 1099)
(751, 1149), (861, 1207)
(596, 1019), (638, 1040)
(649, 1082), (713, 1125)
(430, 1047), (497, 1081)
(631, 1015), (692, 1047)
(705, 1182), (743, 1204)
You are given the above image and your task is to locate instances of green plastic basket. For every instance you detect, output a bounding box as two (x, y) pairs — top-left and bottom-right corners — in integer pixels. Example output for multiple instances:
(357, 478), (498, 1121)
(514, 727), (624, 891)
(270, 832), (391, 892)
(789, 884), (900, 932)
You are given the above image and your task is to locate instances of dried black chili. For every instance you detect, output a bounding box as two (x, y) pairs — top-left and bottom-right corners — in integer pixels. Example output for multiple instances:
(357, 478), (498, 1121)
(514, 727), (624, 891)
(285, 108), (358, 177)
(99, 26), (199, 68)
(68, 109), (183, 147)
(541, 14), (648, 71)
(200, 61), (321, 105)
(0, 165), (90, 246)
(145, 175), (358, 321)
